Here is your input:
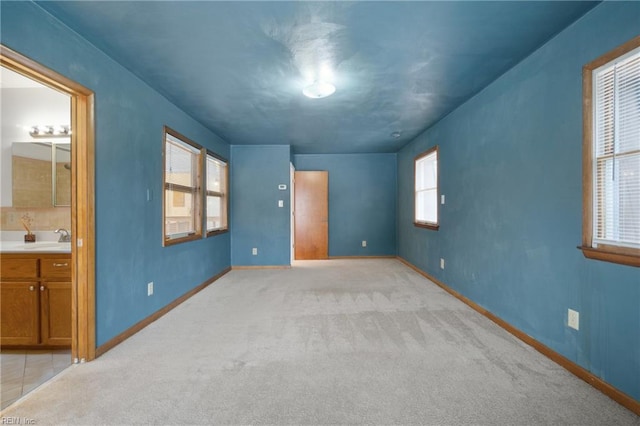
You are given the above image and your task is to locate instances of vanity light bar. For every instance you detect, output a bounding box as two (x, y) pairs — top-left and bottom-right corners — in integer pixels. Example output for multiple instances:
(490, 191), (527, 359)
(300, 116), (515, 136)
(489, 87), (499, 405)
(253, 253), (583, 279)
(29, 125), (71, 138)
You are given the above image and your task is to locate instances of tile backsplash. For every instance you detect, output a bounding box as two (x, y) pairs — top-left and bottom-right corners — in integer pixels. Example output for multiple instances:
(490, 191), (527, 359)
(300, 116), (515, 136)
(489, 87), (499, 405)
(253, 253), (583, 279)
(0, 207), (71, 232)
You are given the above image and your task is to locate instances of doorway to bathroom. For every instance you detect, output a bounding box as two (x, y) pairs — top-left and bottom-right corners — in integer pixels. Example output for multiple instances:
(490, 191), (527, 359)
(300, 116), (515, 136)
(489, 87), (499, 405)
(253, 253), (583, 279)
(0, 45), (96, 408)
(0, 64), (72, 409)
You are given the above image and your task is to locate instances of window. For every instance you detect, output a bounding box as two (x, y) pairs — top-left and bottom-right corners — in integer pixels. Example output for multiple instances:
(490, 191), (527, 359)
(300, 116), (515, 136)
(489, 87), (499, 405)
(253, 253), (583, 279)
(163, 127), (202, 245)
(205, 152), (228, 236)
(581, 37), (640, 267)
(414, 146), (439, 229)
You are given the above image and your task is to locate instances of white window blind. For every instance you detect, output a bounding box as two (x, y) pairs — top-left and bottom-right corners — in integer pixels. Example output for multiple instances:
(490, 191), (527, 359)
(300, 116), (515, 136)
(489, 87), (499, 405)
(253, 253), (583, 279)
(592, 46), (640, 249)
(165, 133), (201, 240)
(415, 148), (438, 225)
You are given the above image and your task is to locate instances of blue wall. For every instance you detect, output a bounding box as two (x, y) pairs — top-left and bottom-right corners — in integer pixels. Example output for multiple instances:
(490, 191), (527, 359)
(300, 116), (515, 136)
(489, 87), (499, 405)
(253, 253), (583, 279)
(4, 2), (639, 403)
(231, 145), (291, 266)
(2, 2), (231, 347)
(397, 2), (640, 401)
(294, 154), (397, 257)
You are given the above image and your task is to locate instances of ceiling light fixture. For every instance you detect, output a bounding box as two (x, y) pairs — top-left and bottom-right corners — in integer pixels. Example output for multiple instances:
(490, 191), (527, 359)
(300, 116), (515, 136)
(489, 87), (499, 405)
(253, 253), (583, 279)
(303, 81), (336, 99)
(391, 131), (402, 139)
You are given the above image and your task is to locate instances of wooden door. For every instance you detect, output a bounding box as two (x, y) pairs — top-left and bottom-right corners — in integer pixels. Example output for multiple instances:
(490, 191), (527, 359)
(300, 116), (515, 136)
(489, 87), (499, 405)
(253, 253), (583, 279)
(1, 282), (39, 345)
(41, 282), (72, 346)
(294, 171), (328, 259)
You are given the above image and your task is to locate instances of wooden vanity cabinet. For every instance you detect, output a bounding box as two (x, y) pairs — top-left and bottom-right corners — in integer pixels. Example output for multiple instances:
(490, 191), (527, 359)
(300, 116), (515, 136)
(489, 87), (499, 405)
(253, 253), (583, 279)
(0, 253), (72, 348)
(40, 257), (72, 346)
(0, 281), (40, 345)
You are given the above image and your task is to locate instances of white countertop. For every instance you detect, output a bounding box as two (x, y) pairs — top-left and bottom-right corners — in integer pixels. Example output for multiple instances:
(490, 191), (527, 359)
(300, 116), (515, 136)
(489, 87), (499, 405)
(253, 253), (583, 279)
(0, 241), (72, 253)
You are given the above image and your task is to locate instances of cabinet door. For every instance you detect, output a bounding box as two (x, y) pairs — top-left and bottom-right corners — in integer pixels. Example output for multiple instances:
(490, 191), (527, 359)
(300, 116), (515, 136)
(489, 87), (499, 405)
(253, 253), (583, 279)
(40, 282), (72, 346)
(1, 282), (39, 345)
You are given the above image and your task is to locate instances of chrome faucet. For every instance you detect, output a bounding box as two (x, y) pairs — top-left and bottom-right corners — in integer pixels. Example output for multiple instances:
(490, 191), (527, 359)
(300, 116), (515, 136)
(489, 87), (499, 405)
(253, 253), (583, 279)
(54, 228), (71, 243)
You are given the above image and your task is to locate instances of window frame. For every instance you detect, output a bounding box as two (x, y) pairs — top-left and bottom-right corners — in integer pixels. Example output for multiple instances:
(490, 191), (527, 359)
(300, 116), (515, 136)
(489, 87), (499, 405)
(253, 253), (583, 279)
(414, 145), (440, 230)
(204, 150), (229, 238)
(581, 36), (640, 267)
(162, 126), (203, 246)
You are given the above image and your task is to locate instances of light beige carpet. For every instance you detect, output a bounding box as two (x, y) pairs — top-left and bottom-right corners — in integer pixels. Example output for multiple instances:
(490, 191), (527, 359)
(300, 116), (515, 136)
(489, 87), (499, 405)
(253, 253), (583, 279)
(1, 259), (638, 424)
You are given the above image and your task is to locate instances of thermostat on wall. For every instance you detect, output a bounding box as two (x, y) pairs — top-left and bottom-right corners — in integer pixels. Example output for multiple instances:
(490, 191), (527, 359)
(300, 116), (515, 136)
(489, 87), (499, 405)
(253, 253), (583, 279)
(278, 184), (287, 190)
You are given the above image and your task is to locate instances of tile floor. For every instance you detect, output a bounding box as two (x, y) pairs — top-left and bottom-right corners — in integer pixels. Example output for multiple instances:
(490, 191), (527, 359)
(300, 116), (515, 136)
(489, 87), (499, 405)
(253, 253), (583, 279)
(0, 349), (71, 409)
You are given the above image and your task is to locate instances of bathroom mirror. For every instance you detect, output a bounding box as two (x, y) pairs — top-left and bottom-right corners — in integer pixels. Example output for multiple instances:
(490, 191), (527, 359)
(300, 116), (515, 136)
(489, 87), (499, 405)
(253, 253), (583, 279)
(12, 142), (71, 207)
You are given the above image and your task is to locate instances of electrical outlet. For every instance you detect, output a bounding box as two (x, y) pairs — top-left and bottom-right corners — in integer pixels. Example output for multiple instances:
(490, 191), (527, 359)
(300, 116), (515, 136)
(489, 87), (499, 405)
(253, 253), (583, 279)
(252, 247), (258, 255)
(278, 200), (284, 208)
(441, 194), (445, 205)
(147, 282), (154, 296)
(362, 240), (367, 247)
(568, 309), (579, 330)
(440, 258), (445, 269)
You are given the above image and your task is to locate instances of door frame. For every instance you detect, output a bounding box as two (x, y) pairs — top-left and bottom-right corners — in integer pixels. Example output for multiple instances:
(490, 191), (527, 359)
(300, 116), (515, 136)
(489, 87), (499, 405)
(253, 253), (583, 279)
(1, 45), (96, 362)
(290, 162), (295, 264)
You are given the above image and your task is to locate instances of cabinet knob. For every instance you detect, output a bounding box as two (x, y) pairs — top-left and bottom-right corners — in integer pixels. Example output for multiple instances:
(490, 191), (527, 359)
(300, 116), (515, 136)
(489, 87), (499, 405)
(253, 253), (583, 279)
(53, 263), (68, 267)
(29, 285), (35, 291)
(40, 285), (45, 291)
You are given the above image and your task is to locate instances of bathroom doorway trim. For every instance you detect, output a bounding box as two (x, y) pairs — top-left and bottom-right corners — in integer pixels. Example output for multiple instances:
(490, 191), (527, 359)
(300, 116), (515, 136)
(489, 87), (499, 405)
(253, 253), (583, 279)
(1, 45), (96, 362)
